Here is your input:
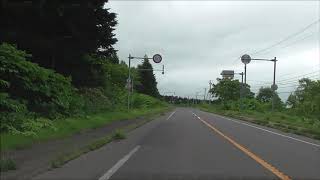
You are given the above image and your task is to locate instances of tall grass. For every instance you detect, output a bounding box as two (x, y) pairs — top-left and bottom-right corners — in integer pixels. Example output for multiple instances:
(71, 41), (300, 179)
(1, 106), (170, 151)
(198, 103), (320, 140)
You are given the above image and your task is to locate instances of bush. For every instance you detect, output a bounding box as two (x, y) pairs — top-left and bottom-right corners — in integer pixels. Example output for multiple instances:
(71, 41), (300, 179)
(0, 43), (75, 117)
(78, 88), (112, 113)
(0, 93), (31, 132)
(131, 93), (166, 109)
(0, 158), (16, 172)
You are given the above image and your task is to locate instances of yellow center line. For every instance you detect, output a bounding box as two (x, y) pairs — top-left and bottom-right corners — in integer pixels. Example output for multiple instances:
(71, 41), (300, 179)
(195, 114), (291, 180)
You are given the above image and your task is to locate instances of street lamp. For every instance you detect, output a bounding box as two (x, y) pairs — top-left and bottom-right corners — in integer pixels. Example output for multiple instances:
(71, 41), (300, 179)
(127, 54), (164, 111)
(240, 54), (278, 111)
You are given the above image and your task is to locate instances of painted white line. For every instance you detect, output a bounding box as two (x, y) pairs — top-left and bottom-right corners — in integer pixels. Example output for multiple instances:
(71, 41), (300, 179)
(98, 145), (140, 180)
(166, 111), (176, 120)
(211, 114), (320, 148)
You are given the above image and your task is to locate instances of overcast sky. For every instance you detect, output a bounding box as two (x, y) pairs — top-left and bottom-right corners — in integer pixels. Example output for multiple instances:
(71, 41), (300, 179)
(106, 1), (320, 101)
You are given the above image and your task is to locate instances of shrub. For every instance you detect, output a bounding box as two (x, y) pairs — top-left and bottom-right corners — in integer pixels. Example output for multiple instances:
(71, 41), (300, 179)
(0, 158), (16, 172)
(131, 93), (166, 109)
(0, 93), (31, 132)
(78, 88), (112, 113)
(0, 43), (75, 117)
(112, 129), (126, 140)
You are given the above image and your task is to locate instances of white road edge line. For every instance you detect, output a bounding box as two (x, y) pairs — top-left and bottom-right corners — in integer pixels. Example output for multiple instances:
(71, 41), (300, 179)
(210, 113), (320, 148)
(98, 145), (141, 180)
(166, 111), (176, 120)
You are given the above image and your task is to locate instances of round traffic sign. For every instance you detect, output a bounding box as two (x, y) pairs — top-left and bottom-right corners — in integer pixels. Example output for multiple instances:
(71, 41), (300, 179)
(153, 54), (162, 63)
(241, 54), (251, 64)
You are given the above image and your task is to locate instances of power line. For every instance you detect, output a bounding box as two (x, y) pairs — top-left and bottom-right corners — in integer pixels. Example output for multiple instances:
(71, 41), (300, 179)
(248, 70), (320, 86)
(250, 19), (320, 56)
(257, 31), (318, 56)
(277, 72), (319, 83)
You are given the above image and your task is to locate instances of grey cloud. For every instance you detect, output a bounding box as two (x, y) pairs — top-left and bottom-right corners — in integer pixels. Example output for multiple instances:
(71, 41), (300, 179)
(107, 1), (320, 101)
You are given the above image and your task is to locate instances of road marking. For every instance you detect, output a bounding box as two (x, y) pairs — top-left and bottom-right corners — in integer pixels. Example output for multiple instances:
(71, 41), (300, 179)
(212, 114), (320, 148)
(166, 111), (176, 120)
(98, 145), (140, 180)
(193, 112), (291, 180)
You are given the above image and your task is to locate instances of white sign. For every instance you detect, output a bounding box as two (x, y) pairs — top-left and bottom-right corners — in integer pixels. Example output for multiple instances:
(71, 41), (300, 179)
(153, 54), (162, 63)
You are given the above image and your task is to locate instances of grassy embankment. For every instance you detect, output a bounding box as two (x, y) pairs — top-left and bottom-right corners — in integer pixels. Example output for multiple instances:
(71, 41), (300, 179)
(197, 103), (320, 140)
(1, 106), (170, 151)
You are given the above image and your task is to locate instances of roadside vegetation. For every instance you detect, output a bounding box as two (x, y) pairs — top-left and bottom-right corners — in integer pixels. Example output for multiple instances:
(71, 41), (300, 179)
(50, 109), (164, 169)
(0, 158), (16, 172)
(165, 78), (320, 139)
(0, 1), (169, 173)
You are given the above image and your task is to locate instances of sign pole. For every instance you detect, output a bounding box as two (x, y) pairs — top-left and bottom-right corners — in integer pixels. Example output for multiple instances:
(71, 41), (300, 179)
(244, 64), (247, 84)
(127, 54), (132, 111)
(272, 57), (277, 112)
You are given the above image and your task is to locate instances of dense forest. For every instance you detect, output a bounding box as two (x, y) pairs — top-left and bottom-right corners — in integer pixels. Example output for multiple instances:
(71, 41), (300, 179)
(0, 1), (163, 135)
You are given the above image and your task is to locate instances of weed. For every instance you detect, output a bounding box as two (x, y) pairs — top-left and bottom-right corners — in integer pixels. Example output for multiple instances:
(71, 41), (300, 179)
(0, 158), (16, 172)
(112, 129), (126, 140)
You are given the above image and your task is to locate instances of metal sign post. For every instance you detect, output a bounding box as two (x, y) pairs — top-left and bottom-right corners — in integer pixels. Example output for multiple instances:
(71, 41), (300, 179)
(127, 54), (164, 111)
(241, 54), (251, 84)
(240, 54), (278, 111)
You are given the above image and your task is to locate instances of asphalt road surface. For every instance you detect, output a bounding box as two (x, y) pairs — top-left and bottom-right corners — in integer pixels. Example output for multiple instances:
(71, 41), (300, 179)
(34, 108), (320, 180)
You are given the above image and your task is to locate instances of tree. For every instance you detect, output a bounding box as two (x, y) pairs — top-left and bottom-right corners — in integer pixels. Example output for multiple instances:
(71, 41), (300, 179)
(136, 59), (160, 97)
(286, 78), (320, 117)
(256, 87), (283, 110)
(0, 0), (118, 86)
(256, 87), (274, 103)
(209, 78), (253, 102)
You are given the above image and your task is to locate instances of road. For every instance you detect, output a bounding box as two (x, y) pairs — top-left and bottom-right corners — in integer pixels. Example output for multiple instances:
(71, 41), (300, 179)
(34, 108), (320, 180)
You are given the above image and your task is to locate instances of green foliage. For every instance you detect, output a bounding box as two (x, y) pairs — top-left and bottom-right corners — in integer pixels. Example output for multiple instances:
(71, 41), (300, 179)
(78, 88), (112, 113)
(131, 93), (166, 109)
(0, 158), (16, 172)
(286, 78), (320, 118)
(256, 87), (284, 111)
(0, 93), (30, 132)
(256, 87), (274, 103)
(112, 129), (126, 140)
(0, 43), (75, 118)
(0, 43), (167, 142)
(1, 106), (170, 151)
(1, 1), (118, 86)
(72, 54), (107, 87)
(198, 103), (320, 140)
(209, 78), (254, 102)
(136, 59), (160, 97)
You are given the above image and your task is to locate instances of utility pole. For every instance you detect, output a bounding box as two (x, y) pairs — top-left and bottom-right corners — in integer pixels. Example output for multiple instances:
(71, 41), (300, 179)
(204, 88), (207, 101)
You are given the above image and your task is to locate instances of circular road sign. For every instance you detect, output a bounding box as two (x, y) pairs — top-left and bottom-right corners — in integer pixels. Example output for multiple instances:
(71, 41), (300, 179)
(241, 54), (251, 64)
(271, 84), (278, 91)
(153, 54), (162, 63)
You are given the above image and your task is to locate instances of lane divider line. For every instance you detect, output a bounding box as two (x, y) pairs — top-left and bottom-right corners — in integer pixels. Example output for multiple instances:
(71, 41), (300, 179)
(192, 112), (291, 180)
(166, 111), (176, 121)
(98, 145), (140, 180)
(212, 114), (320, 148)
